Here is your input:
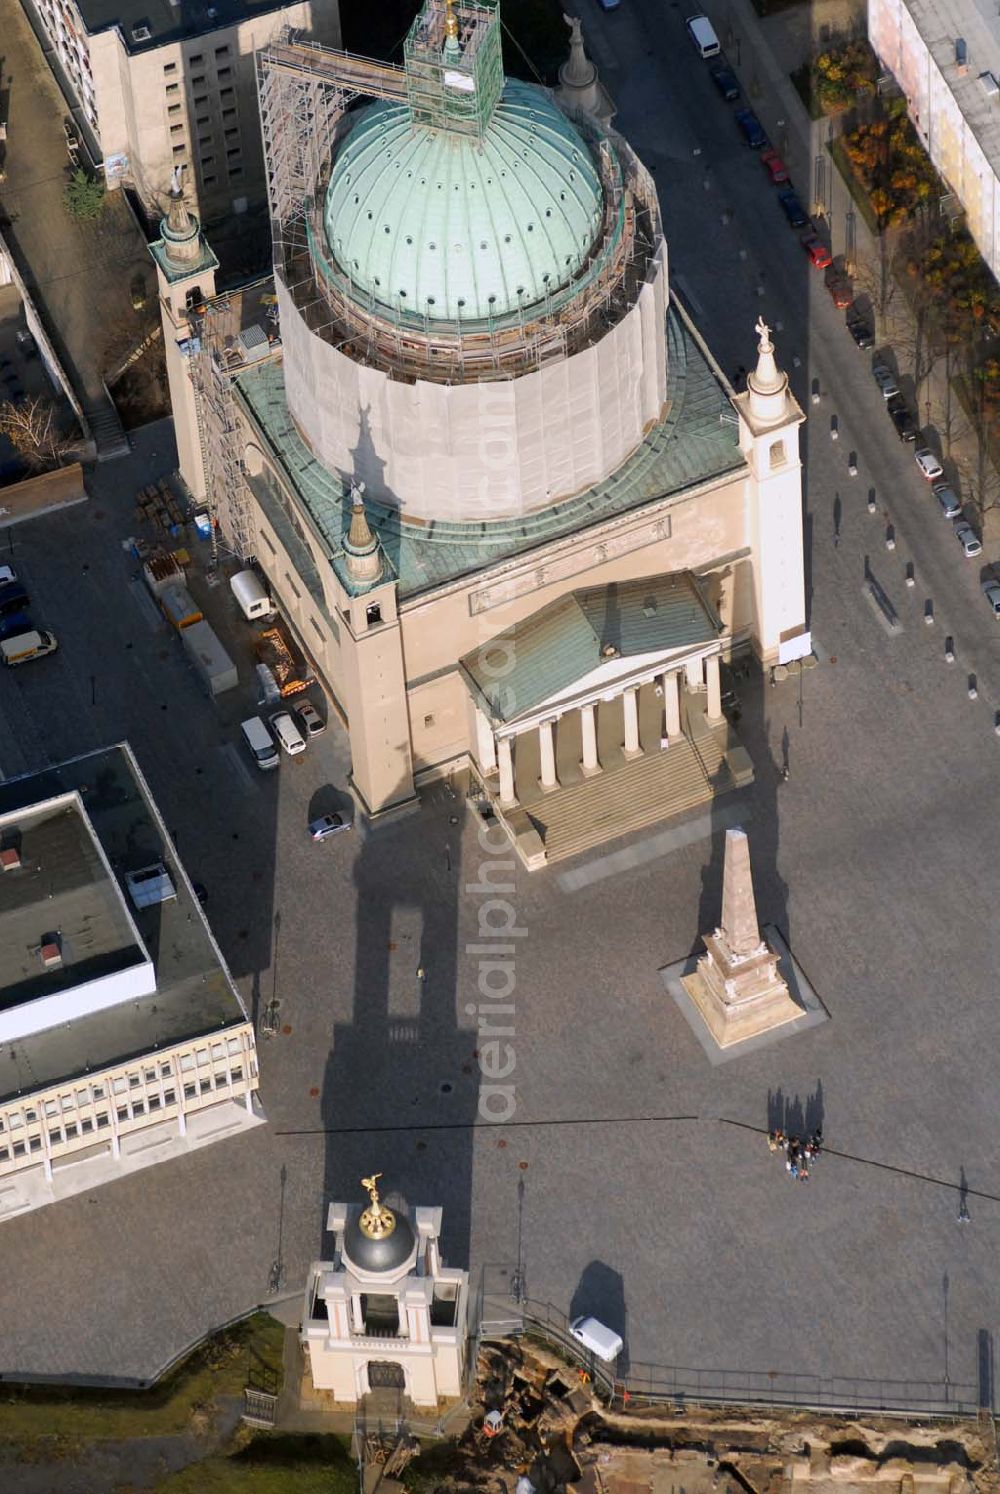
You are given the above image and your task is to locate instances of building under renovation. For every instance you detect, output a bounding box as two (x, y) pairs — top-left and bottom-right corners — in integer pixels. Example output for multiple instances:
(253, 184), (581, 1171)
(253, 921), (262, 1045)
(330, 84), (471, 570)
(152, 0), (811, 867)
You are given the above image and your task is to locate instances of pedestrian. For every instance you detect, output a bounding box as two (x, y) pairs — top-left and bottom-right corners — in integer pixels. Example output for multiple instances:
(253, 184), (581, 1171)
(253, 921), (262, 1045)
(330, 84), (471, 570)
(799, 1164), (809, 1183)
(767, 1131), (780, 1153)
(780, 764), (790, 782)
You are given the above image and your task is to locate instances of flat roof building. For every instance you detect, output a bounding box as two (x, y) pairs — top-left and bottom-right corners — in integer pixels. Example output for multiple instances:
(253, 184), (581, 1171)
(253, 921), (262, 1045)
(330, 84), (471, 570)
(0, 743), (264, 1220)
(21, 0), (341, 222)
(870, 0), (1000, 279)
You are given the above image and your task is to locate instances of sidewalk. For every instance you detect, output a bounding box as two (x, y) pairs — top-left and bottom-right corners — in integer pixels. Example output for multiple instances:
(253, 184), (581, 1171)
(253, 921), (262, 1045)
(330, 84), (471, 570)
(703, 0), (1000, 554)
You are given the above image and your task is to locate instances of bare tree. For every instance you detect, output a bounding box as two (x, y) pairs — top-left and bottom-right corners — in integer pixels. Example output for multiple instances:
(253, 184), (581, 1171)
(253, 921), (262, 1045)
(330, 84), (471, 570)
(851, 232), (902, 335)
(0, 396), (76, 471)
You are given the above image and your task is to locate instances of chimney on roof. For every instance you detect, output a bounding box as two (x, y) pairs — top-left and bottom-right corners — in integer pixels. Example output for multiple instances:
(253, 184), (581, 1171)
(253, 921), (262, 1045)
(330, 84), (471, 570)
(39, 936), (63, 969)
(0, 847), (21, 871)
(956, 38), (968, 75)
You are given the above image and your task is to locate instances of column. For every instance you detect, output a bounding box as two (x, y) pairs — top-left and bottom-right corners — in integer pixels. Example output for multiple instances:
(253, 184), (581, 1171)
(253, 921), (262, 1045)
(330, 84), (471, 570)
(706, 654), (723, 723)
(475, 706), (497, 774)
(580, 701), (601, 776)
(685, 656), (704, 691)
(498, 736), (517, 806)
(663, 671), (681, 738)
(622, 686), (641, 758)
(538, 719), (558, 791)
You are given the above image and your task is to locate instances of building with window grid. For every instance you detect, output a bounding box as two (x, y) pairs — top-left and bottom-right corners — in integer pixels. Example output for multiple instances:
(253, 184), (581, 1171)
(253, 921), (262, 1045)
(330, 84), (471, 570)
(0, 743), (263, 1220)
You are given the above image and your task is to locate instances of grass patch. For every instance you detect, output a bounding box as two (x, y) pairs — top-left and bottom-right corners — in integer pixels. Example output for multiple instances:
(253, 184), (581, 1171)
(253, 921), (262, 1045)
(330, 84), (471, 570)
(0, 1314), (285, 1447)
(829, 136), (879, 235)
(153, 1433), (357, 1493)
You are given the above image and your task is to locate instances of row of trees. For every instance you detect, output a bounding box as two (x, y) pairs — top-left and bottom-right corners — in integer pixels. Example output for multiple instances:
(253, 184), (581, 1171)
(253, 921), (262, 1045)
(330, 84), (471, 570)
(842, 107), (941, 229)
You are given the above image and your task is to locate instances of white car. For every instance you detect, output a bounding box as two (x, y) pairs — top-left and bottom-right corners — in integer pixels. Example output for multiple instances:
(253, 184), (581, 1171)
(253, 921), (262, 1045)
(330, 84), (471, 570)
(914, 447), (943, 480)
(873, 364), (900, 401)
(0, 565), (16, 585)
(269, 709), (307, 756)
(982, 581), (1000, 617)
(933, 482), (961, 518)
(309, 812), (350, 840)
(953, 521), (982, 558)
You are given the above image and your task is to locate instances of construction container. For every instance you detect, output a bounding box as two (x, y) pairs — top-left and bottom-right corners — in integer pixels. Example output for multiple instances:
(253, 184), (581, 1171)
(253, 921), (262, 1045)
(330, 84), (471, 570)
(181, 620), (238, 696)
(143, 550), (184, 597)
(159, 582), (203, 631)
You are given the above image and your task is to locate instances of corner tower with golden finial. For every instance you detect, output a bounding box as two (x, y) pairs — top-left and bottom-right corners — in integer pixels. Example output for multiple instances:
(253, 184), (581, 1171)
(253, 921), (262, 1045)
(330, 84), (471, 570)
(300, 1172), (470, 1405)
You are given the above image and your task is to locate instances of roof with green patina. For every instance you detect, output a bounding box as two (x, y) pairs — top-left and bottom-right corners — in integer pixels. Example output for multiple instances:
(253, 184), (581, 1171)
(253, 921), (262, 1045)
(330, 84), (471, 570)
(459, 573), (722, 723)
(234, 302), (745, 603)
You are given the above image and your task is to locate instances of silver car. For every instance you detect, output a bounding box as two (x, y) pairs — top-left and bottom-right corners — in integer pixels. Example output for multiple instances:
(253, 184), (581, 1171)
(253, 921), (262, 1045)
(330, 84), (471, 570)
(953, 521), (982, 558)
(982, 581), (1000, 617)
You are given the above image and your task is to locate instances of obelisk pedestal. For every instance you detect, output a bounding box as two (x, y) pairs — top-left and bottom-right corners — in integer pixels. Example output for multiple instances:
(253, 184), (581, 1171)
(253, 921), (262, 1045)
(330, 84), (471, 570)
(681, 827), (801, 1048)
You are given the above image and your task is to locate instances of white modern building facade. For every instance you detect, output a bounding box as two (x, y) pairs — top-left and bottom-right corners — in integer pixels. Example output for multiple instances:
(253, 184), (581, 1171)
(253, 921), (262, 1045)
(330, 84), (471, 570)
(21, 0), (341, 220)
(0, 744), (264, 1219)
(869, 0), (1000, 277)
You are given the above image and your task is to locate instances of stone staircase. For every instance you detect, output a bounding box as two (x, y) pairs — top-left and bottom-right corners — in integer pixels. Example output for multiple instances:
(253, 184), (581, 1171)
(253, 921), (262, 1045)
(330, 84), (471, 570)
(82, 392), (130, 461)
(521, 725), (748, 865)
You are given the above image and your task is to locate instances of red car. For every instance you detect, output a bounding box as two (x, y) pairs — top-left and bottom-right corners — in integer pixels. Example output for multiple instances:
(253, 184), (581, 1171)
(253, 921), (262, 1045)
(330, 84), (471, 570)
(760, 148), (789, 184)
(801, 232), (832, 270)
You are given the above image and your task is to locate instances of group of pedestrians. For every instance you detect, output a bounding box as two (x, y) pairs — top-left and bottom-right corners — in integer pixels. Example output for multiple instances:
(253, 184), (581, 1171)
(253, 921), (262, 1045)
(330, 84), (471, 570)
(767, 1126), (822, 1182)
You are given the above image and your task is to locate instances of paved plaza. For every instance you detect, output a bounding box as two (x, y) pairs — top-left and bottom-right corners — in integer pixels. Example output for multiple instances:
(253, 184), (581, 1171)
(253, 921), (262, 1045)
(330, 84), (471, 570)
(0, 0), (997, 1414)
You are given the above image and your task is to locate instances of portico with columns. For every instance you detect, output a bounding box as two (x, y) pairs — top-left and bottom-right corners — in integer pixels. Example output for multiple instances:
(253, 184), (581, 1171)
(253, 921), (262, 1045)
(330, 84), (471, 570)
(461, 574), (751, 864)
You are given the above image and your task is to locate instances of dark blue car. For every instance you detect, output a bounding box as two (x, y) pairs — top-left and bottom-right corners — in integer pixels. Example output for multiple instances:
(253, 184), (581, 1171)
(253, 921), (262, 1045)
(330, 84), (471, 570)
(734, 108), (768, 149)
(0, 612), (33, 641)
(709, 61), (740, 101)
(777, 187), (809, 227)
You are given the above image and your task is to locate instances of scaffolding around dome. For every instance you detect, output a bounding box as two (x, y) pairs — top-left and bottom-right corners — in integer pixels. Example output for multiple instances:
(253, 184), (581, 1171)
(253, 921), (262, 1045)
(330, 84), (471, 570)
(257, 27), (662, 387)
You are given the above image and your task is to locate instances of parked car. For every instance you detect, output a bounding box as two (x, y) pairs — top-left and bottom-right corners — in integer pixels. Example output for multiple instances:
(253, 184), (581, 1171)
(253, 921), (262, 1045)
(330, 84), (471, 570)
(709, 61), (740, 100)
(846, 308), (875, 349)
(873, 363), (900, 400)
(269, 709), (307, 756)
(933, 481), (961, 518)
(982, 580), (1000, 616)
(801, 232), (832, 269)
(953, 521), (982, 557)
(596, 0), (621, 12)
(0, 582), (30, 616)
(759, 147), (788, 183)
(0, 611), (33, 641)
(309, 812), (351, 841)
(0, 565), (16, 586)
(826, 274), (853, 308)
(734, 108), (768, 149)
(889, 403), (918, 443)
(777, 187), (809, 227)
(914, 447), (944, 480)
(295, 699), (327, 737)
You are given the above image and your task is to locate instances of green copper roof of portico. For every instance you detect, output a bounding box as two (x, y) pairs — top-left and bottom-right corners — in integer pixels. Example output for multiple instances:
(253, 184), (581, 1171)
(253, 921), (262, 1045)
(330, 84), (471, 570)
(235, 304), (745, 600)
(322, 81), (604, 321)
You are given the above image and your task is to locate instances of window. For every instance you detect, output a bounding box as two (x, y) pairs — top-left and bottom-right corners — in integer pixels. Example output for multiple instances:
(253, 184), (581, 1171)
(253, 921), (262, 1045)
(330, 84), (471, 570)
(201, 154), (215, 167)
(164, 1089), (176, 1105)
(229, 167), (243, 180)
(224, 127), (239, 141)
(96, 1113), (109, 1129)
(211, 1043), (224, 1060)
(148, 1095), (161, 1112)
(129, 1074), (140, 1089)
(25, 1109), (36, 1123)
(113, 1077), (127, 1095)
(200, 1077), (213, 1094)
(48, 1129), (62, 1144)
(226, 147), (240, 160)
(44, 1101), (58, 1118)
(76, 1089), (89, 1105)
(160, 1063), (172, 1077)
(144, 1069), (156, 1083)
(163, 61), (177, 74)
(203, 175), (217, 186)
(0, 1148), (8, 1162)
(366, 603), (382, 626)
(231, 1065), (243, 1082)
(222, 107), (237, 120)
(81, 1118), (93, 1134)
(60, 1096), (74, 1112)
(227, 1037), (241, 1055)
(65, 1124), (78, 1140)
(284, 572), (301, 600)
(29, 1137), (41, 1153)
(193, 94), (208, 107)
(183, 1082), (196, 1099)
(215, 44), (230, 57)
(769, 440), (786, 469)
(191, 74), (206, 87)
(196, 114), (210, 126)
(216, 1072), (229, 1088)
(423, 714), (435, 729)
(189, 51), (203, 63)
(13, 1142), (25, 1158)
(166, 82), (180, 96)
(173, 144), (186, 157)
(170, 124), (184, 137)
(220, 87), (234, 101)
(261, 531), (276, 554)
(132, 1100), (145, 1116)
(218, 67), (232, 80)
(117, 1106), (129, 1121)
(168, 103), (182, 117)
(198, 134), (212, 147)
(92, 1085), (105, 1100)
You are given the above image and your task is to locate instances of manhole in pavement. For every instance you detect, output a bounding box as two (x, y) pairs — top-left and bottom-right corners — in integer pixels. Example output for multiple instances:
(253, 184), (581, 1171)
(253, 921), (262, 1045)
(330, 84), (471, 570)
(282, 1024), (292, 1036)
(416, 1140), (427, 1151)
(387, 941), (397, 950)
(440, 1081), (453, 1095)
(238, 929), (248, 939)
(518, 1161), (529, 1170)
(830, 656), (837, 664)
(309, 1087), (319, 1097)
(498, 1139), (508, 1149)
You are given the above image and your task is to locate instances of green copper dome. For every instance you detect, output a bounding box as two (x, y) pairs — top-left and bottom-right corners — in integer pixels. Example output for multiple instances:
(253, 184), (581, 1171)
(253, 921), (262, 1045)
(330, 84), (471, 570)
(323, 80), (604, 322)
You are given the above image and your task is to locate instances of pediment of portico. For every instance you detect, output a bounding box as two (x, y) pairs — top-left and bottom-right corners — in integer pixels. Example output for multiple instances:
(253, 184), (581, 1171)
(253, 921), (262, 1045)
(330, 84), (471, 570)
(460, 571), (723, 727)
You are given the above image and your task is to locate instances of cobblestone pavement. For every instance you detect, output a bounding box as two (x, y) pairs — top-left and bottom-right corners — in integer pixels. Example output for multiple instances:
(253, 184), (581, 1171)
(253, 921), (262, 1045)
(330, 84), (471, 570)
(0, 10), (997, 1410)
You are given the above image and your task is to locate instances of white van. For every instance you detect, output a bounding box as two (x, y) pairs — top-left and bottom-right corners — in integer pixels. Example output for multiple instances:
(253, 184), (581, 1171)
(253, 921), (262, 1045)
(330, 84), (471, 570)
(685, 14), (720, 56)
(569, 1316), (624, 1363)
(241, 715), (280, 771)
(231, 569), (274, 622)
(270, 709), (307, 756)
(0, 629), (58, 666)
